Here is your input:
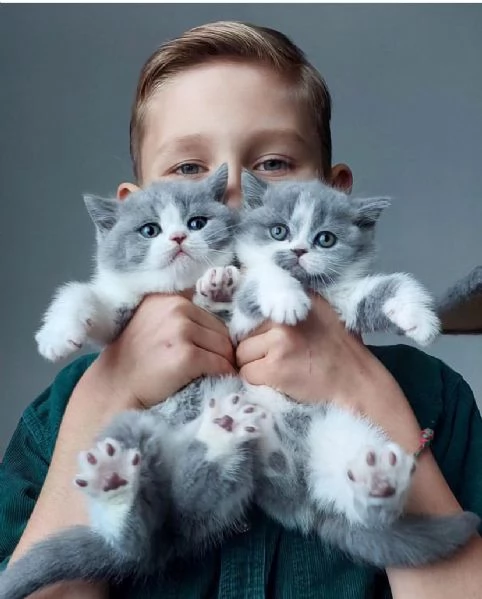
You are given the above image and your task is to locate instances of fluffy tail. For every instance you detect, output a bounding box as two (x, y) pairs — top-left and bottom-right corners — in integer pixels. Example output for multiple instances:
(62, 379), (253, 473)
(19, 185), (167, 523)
(0, 526), (137, 599)
(437, 266), (482, 314)
(319, 511), (480, 568)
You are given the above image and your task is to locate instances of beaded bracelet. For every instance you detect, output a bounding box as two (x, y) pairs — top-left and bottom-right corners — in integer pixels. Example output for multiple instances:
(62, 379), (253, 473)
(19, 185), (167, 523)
(413, 427), (434, 459)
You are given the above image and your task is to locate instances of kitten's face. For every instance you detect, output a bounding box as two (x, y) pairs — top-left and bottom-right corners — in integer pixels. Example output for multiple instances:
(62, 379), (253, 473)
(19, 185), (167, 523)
(238, 174), (389, 286)
(85, 165), (237, 282)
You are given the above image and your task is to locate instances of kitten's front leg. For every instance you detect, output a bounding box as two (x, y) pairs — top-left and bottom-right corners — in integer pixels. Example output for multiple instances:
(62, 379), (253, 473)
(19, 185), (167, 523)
(230, 266), (311, 341)
(35, 282), (119, 361)
(307, 406), (415, 527)
(193, 265), (241, 316)
(332, 273), (440, 346)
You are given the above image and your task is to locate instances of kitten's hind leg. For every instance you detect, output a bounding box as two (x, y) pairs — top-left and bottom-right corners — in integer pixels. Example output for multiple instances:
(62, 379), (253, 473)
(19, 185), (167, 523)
(171, 392), (265, 547)
(75, 438), (142, 545)
(76, 410), (173, 565)
(307, 406), (415, 527)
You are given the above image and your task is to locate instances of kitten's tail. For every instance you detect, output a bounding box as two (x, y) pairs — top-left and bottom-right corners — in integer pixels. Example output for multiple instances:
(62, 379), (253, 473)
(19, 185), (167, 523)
(0, 526), (138, 599)
(319, 511), (480, 568)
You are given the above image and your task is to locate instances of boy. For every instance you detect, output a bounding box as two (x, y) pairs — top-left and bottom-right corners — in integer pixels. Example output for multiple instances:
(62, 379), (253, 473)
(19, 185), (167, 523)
(1, 21), (481, 598)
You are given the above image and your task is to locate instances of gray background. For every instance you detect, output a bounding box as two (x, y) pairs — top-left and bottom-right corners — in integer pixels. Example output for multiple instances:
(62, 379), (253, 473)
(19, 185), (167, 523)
(1, 4), (481, 455)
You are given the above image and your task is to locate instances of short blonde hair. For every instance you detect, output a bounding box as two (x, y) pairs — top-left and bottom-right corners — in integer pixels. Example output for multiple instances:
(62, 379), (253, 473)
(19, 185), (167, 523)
(130, 21), (333, 181)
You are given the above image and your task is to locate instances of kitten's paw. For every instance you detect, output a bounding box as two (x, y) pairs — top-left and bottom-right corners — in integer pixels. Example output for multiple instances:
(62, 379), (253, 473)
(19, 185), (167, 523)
(347, 443), (415, 526)
(383, 285), (440, 346)
(35, 318), (92, 361)
(196, 266), (241, 304)
(259, 287), (311, 325)
(196, 393), (267, 457)
(74, 438), (141, 502)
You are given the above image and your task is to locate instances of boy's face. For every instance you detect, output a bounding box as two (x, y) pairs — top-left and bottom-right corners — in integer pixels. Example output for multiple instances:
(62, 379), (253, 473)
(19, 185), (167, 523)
(118, 61), (352, 207)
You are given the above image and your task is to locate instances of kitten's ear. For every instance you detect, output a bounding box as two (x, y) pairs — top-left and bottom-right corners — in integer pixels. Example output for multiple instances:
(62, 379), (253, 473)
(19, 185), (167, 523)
(205, 163), (229, 202)
(352, 197), (390, 228)
(241, 169), (268, 209)
(83, 194), (120, 234)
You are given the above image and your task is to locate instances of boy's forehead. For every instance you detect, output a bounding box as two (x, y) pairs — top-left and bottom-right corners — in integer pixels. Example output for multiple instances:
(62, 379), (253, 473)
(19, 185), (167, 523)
(140, 61), (319, 173)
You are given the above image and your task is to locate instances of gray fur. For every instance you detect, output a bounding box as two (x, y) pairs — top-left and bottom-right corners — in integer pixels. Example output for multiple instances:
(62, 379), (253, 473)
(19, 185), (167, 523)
(318, 511), (481, 568)
(236, 279), (263, 319)
(354, 275), (404, 333)
(0, 528), (136, 599)
(437, 265), (482, 313)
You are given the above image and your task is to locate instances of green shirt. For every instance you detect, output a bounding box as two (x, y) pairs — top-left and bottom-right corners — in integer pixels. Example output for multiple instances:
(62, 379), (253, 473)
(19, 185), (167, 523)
(1, 345), (482, 598)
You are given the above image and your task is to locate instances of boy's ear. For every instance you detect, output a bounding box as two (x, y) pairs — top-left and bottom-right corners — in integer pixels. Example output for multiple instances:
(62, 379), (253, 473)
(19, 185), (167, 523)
(241, 169), (268, 209)
(330, 163), (353, 193)
(83, 195), (120, 234)
(117, 182), (141, 200)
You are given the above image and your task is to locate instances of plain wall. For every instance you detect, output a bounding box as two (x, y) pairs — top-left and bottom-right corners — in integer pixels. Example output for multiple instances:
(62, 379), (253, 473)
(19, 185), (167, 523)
(1, 4), (481, 455)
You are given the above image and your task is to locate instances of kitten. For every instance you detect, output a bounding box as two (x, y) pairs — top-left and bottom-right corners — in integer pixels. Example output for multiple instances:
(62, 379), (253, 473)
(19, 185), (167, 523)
(0, 165), (265, 599)
(194, 172), (479, 568)
(34, 164), (238, 361)
(229, 172), (441, 343)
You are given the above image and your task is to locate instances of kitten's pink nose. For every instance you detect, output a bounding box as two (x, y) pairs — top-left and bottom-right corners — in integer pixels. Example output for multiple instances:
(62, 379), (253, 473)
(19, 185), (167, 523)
(292, 248), (307, 257)
(170, 233), (187, 245)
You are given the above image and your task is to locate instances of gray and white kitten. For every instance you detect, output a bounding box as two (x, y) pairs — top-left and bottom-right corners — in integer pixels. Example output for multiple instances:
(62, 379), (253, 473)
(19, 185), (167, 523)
(0, 166), (266, 598)
(34, 164), (237, 361)
(228, 172), (441, 343)
(194, 173), (479, 568)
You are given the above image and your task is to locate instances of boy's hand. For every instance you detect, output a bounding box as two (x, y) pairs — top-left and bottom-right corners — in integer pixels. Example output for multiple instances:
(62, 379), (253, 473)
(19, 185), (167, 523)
(236, 294), (421, 453)
(91, 294), (236, 409)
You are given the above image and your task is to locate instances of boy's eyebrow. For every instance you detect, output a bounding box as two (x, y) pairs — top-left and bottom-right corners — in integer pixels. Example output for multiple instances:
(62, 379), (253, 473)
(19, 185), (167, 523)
(247, 128), (312, 150)
(155, 134), (210, 157)
(154, 129), (313, 157)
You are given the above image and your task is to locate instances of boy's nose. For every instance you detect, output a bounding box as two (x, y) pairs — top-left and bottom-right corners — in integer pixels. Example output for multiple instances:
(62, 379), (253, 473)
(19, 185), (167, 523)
(223, 167), (243, 208)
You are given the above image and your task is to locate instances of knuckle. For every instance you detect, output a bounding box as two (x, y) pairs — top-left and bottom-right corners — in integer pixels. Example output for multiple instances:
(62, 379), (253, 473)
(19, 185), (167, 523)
(172, 319), (192, 341)
(178, 343), (198, 367)
(166, 295), (191, 317)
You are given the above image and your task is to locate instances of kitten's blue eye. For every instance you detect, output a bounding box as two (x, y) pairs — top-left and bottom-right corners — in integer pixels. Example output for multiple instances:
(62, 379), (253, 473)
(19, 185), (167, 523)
(187, 216), (208, 231)
(139, 223), (161, 238)
(314, 231), (337, 248)
(270, 224), (289, 241)
(175, 163), (204, 176)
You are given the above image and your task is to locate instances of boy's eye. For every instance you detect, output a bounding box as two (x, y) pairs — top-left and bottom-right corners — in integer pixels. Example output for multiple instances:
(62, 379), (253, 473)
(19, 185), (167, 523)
(139, 223), (162, 238)
(270, 224), (289, 241)
(254, 158), (292, 173)
(174, 163), (205, 176)
(314, 231), (337, 248)
(187, 216), (208, 231)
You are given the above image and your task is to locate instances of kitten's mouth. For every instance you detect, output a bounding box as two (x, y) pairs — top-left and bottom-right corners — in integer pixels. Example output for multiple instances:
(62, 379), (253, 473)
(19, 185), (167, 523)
(171, 248), (190, 262)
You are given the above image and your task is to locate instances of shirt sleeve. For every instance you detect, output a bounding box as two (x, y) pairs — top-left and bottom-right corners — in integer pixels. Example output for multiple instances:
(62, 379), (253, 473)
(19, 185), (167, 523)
(435, 370), (482, 530)
(0, 389), (51, 571)
(0, 354), (97, 571)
